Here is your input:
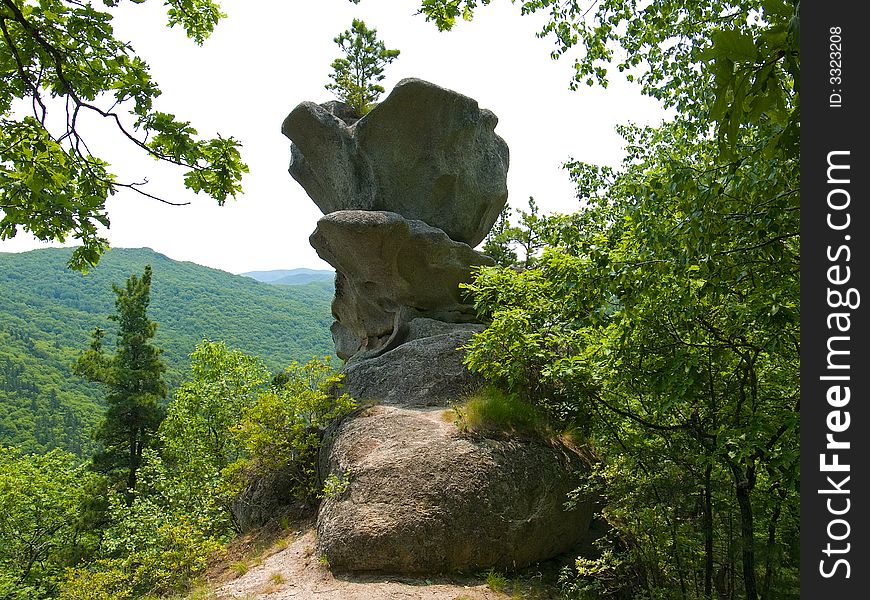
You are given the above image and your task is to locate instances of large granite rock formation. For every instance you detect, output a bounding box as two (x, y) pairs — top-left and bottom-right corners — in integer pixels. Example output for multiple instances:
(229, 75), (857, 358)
(281, 79), (592, 574)
(282, 78), (510, 247)
(316, 406), (594, 573)
(310, 211), (493, 360)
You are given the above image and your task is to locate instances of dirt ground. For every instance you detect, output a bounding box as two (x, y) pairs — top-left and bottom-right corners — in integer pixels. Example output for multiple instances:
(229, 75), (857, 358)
(212, 529), (510, 600)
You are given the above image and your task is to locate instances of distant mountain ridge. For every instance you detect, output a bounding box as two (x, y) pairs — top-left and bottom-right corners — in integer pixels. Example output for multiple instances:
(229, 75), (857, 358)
(0, 248), (335, 457)
(242, 268), (334, 286)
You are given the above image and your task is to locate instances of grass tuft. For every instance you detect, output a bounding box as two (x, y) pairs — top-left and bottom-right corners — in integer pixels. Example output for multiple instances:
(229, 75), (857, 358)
(454, 388), (548, 437)
(486, 568), (509, 593)
(231, 560), (249, 577)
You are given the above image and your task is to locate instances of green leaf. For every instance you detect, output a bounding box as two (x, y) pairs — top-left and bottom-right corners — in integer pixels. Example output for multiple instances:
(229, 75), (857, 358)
(762, 0), (795, 19)
(710, 30), (757, 62)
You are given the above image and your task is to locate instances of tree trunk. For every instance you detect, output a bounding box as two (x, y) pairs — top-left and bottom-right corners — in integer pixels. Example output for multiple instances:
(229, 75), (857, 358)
(760, 488), (784, 600)
(704, 463), (714, 600)
(731, 463), (758, 600)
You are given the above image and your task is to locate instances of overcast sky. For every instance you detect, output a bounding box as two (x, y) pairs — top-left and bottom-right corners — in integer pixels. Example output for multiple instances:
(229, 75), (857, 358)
(1, 0), (666, 273)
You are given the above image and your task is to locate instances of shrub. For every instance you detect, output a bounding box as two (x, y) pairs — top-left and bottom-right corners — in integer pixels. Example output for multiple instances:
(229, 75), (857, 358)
(64, 491), (223, 598)
(0, 447), (95, 597)
(320, 469), (351, 500)
(229, 357), (357, 504)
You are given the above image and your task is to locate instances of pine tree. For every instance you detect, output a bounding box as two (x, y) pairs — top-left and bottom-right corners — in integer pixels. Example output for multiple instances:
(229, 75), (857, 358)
(325, 19), (400, 116)
(75, 265), (167, 494)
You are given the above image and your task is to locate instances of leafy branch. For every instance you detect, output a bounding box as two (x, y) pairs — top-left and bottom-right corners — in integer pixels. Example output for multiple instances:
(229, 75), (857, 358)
(0, 0), (248, 271)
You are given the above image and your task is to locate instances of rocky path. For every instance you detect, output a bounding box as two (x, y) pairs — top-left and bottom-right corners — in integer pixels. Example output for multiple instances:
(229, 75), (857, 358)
(214, 529), (507, 600)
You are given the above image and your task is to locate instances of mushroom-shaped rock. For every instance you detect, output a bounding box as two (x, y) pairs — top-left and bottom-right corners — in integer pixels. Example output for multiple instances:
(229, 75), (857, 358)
(316, 406), (594, 573)
(310, 211), (494, 360)
(283, 78), (510, 246)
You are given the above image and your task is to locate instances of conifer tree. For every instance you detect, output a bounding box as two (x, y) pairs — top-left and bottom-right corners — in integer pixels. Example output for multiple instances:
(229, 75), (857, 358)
(325, 19), (400, 115)
(75, 265), (166, 494)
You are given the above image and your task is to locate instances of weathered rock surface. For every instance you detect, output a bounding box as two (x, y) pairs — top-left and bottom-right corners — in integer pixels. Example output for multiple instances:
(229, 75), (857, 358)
(282, 78), (510, 246)
(339, 319), (484, 407)
(231, 467), (300, 533)
(310, 211), (493, 360)
(317, 406), (593, 573)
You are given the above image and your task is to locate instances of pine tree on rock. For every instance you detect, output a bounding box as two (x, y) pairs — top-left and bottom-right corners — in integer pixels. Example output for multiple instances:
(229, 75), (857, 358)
(75, 265), (167, 494)
(325, 19), (400, 116)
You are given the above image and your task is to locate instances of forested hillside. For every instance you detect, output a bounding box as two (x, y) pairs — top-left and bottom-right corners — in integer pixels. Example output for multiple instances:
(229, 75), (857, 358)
(0, 248), (334, 457)
(241, 268), (334, 286)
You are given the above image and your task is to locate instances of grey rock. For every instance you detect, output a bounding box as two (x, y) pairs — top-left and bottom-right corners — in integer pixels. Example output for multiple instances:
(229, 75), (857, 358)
(320, 100), (362, 126)
(316, 406), (593, 573)
(284, 101), (364, 216)
(231, 466), (299, 532)
(310, 211), (493, 360)
(339, 319), (485, 407)
(404, 316), (484, 342)
(282, 78), (509, 246)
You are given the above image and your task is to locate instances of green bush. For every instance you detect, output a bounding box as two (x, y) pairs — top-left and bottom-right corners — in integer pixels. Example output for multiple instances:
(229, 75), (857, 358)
(62, 489), (222, 598)
(485, 568), (509, 593)
(229, 356), (357, 504)
(0, 447), (95, 597)
(320, 469), (351, 500)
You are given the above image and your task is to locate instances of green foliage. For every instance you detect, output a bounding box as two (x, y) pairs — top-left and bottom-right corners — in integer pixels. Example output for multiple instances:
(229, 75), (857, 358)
(158, 340), (273, 532)
(0, 247), (334, 457)
(320, 469), (351, 500)
(416, 0), (799, 158)
(481, 205), (518, 267)
(55, 349), (357, 599)
(62, 487), (221, 599)
(74, 266), (167, 493)
(452, 387), (548, 438)
(230, 357), (357, 504)
(0, 447), (94, 598)
(701, 1), (800, 157)
(95, 490), (220, 597)
(325, 18), (400, 115)
(0, 0), (247, 270)
(162, 341), (271, 466)
(559, 550), (632, 600)
(464, 117), (799, 597)
(418, 2), (801, 596)
(485, 568), (509, 593)
(156, 344), (356, 531)
(418, 0), (486, 31)
(481, 197), (549, 269)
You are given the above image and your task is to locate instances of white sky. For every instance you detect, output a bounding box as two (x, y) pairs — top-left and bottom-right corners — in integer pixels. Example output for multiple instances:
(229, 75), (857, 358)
(0, 0), (665, 273)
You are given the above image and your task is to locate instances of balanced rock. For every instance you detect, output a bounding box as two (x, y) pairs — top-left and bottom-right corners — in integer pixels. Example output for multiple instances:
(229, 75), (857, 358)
(282, 78), (510, 246)
(317, 406), (593, 573)
(339, 319), (484, 407)
(310, 211), (494, 360)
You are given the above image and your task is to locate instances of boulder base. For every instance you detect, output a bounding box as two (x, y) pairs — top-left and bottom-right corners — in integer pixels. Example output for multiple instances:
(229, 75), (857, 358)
(317, 406), (593, 573)
(339, 319), (484, 407)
